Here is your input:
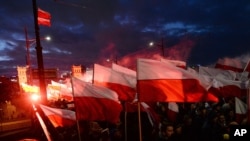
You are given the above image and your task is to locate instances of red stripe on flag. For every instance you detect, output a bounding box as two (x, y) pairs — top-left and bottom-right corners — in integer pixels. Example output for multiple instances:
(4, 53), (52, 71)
(37, 8), (51, 27)
(38, 8), (51, 19)
(74, 97), (122, 123)
(138, 79), (218, 102)
(94, 81), (136, 101)
(38, 17), (51, 27)
(47, 114), (76, 127)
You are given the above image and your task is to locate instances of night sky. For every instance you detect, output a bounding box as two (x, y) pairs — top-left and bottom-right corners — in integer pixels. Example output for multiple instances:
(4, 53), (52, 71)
(1, 0), (250, 76)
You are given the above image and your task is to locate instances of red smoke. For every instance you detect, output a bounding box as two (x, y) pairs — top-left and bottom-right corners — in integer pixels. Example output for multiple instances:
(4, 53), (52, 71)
(97, 42), (118, 67)
(96, 38), (195, 69)
(118, 38), (195, 70)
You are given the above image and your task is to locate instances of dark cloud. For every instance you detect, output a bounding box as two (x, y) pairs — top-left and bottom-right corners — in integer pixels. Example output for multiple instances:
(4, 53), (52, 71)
(0, 0), (250, 76)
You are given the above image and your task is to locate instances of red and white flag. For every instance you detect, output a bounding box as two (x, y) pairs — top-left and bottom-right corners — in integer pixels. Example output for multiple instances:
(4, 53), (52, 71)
(137, 58), (218, 102)
(82, 69), (94, 83)
(215, 58), (245, 72)
(112, 63), (137, 77)
(37, 8), (51, 27)
(51, 80), (73, 101)
(40, 104), (76, 128)
(235, 97), (247, 123)
(72, 77), (122, 123)
(209, 77), (248, 98)
(167, 102), (179, 122)
(93, 64), (136, 101)
(111, 63), (137, 98)
(199, 66), (237, 80)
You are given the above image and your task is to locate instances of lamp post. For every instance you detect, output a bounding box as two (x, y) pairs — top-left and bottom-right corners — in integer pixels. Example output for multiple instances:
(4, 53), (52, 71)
(24, 27), (51, 85)
(32, 0), (49, 104)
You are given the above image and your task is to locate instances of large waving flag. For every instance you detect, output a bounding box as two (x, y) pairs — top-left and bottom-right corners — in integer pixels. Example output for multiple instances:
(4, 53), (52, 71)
(137, 58), (218, 102)
(112, 63), (137, 77)
(37, 8), (51, 27)
(111, 63), (137, 97)
(40, 104), (76, 128)
(209, 77), (248, 98)
(199, 66), (249, 81)
(199, 66), (237, 80)
(72, 77), (122, 123)
(93, 64), (136, 101)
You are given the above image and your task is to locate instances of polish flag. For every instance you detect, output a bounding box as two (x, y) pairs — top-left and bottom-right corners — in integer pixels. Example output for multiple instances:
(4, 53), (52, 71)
(209, 77), (248, 98)
(47, 84), (61, 101)
(137, 58), (218, 102)
(141, 102), (160, 127)
(167, 102), (179, 122)
(199, 66), (237, 80)
(51, 80), (73, 101)
(215, 58), (245, 72)
(40, 104), (76, 128)
(93, 64), (136, 101)
(112, 63), (137, 77)
(82, 69), (93, 83)
(111, 63), (137, 99)
(37, 8), (51, 27)
(235, 97), (247, 124)
(72, 77), (122, 123)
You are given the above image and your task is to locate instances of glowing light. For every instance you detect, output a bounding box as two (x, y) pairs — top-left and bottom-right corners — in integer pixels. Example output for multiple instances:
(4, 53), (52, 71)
(31, 94), (41, 101)
(45, 36), (51, 41)
(149, 42), (154, 47)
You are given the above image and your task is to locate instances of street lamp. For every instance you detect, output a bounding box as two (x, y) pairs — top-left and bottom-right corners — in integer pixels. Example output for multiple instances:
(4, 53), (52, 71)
(148, 38), (165, 57)
(24, 27), (51, 85)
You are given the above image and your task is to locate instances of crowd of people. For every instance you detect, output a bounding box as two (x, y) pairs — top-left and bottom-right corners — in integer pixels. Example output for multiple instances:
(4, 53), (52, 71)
(46, 95), (248, 141)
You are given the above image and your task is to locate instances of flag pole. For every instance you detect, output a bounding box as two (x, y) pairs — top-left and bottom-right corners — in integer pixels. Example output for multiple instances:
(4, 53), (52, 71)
(137, 100), (142, 141)
(70, 76), (82, 141)
(247, 79), (250, 125)
(124, 102), (128, 141)
(136, 59), (143, 141)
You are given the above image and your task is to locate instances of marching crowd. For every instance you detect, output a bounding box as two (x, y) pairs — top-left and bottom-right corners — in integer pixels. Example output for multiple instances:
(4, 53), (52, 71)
(49, 95), (248, 141)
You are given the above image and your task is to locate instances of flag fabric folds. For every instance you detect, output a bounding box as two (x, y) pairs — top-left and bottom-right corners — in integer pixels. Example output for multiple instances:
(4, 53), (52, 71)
(167, 102), (179, 122)
(161, 58), (186, 69)
(112, 63), (137, 77)
(50, 80), (73, 101)
(215, 58), (245, 72)
(72, 77), (122, 123)
(209, 77), (248, 98)
(137, 58), (218, 102)
(199, 66), (237, 80)
(37, 8), (51, 27)
(235, 97), (247, 123)
(93, 64), (136, 101)
(40, 104), (76, 128)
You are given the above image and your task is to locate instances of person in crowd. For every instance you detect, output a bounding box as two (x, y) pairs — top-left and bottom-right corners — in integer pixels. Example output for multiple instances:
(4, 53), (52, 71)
(157, 122), (175, 141)
(171, 123), (185, 141)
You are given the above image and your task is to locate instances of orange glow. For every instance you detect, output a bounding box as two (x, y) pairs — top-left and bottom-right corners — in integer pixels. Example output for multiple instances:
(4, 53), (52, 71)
(31, 94), (41, 101)
(21, 83), (39, 93)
